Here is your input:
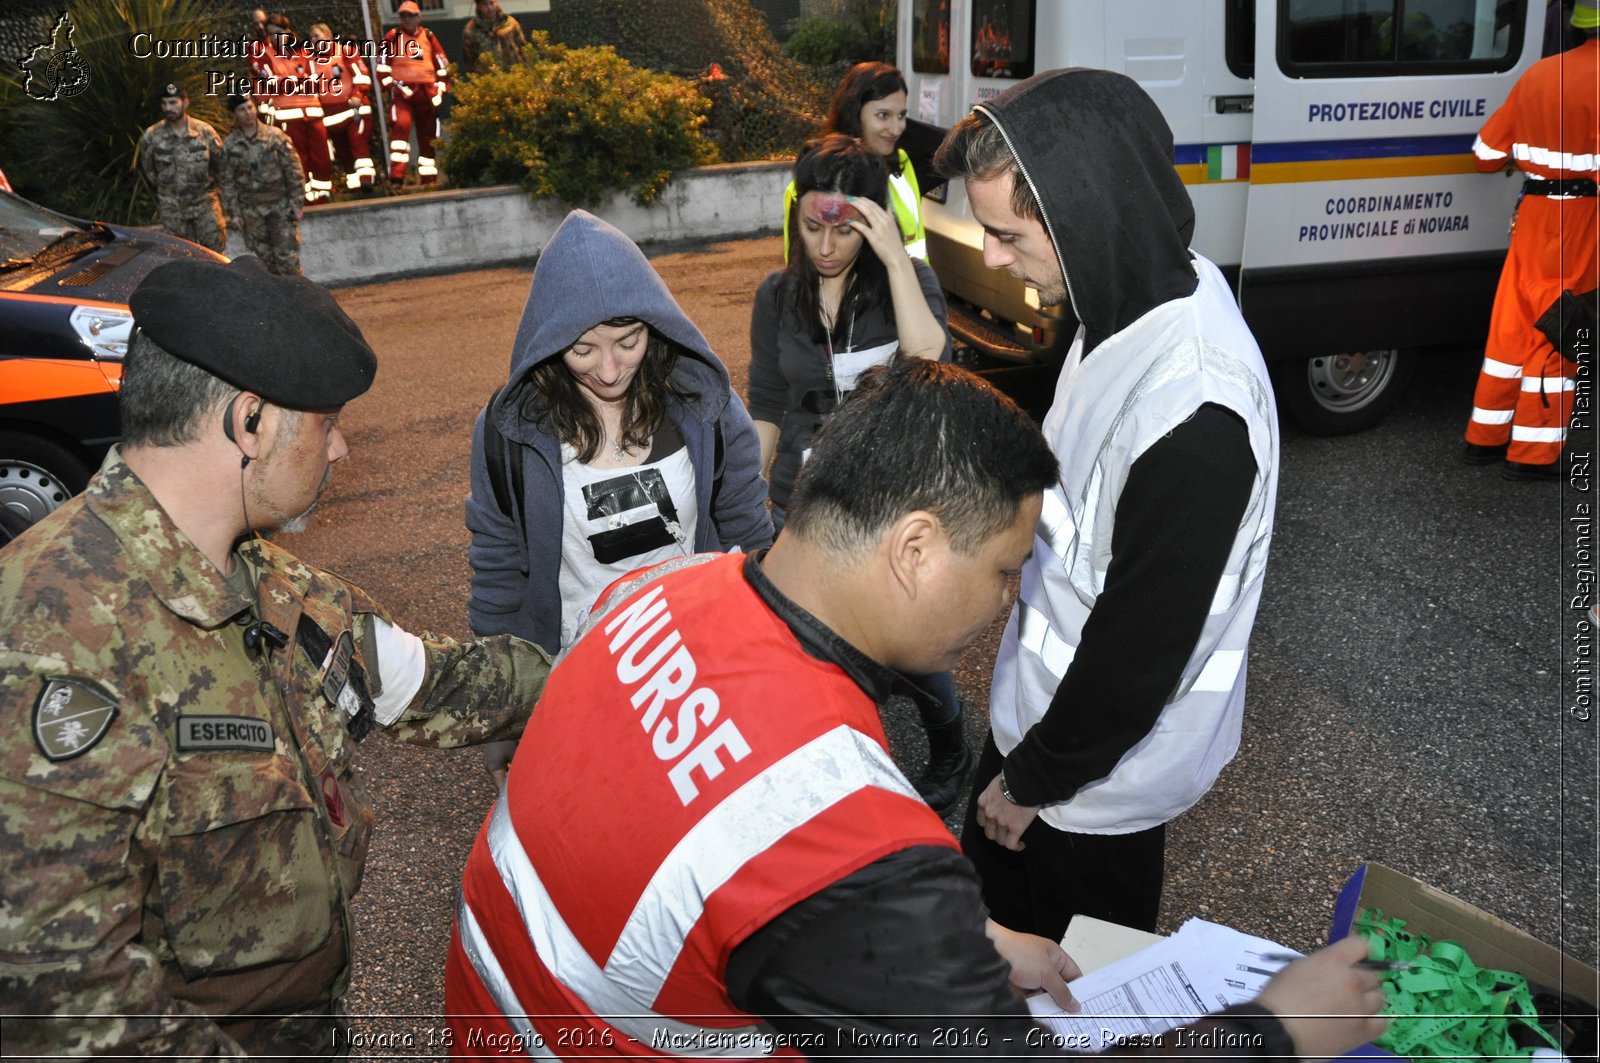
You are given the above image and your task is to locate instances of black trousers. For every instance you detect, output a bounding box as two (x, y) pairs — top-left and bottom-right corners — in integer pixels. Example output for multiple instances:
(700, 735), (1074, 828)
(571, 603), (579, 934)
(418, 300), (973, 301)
(961, 734), (1167, 940)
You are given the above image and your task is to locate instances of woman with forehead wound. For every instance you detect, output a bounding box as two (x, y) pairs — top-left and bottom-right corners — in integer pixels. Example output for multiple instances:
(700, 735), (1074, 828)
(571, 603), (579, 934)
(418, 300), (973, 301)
(748, 134), (965, 815)
(782, 62), (927, 262)
(466, 209), (774, 787)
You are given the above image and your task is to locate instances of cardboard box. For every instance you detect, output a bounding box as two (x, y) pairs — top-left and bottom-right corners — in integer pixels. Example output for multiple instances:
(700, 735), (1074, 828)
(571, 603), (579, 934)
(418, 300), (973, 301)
(1330, 862), (1599, 1061)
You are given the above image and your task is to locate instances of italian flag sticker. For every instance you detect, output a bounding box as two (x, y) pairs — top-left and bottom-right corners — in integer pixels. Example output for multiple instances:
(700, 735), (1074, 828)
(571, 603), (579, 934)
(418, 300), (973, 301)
(1207, 144), (1251, 182)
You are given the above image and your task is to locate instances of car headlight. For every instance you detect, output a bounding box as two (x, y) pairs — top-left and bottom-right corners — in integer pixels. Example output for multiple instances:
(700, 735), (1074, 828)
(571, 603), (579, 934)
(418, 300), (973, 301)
(69, 305), (134, 361)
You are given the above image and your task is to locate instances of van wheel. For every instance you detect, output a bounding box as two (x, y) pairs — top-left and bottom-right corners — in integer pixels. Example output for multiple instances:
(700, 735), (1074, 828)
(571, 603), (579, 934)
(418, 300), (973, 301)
(1272, 348), (1417, 436)
(0, 432), (90, 534)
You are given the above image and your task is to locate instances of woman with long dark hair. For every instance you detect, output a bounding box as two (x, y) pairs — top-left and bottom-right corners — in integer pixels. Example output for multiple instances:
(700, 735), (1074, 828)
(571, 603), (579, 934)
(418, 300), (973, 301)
(783, 62), (926, 261)
(468, 209), (773, 783)
(749, 134), (968, 813)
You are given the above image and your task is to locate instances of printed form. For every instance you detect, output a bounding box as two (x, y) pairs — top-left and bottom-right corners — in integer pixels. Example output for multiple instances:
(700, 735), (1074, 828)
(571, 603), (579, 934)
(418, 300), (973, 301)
(1028, 918), (1298, 1048)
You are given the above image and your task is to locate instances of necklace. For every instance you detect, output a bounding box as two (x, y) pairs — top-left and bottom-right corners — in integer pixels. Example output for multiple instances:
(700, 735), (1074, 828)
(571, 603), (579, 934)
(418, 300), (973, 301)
(612, 436), (626, 461)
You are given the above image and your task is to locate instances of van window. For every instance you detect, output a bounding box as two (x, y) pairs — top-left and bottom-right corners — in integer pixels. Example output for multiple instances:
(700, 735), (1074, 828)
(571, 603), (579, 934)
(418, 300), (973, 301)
(1227, 0), (1257, 77)
(971, 0), (1037, 79)
(1279, 0), (1525, 75)
(913, 0), (951, 74)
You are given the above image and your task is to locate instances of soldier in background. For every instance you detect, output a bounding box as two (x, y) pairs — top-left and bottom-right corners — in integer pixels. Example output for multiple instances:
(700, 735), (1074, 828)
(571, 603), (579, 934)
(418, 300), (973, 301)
(220, 92), (305, 276)
(0, 256), (553, 1057)
(460, 0), (528, 73)
(136, 81), (226, 253)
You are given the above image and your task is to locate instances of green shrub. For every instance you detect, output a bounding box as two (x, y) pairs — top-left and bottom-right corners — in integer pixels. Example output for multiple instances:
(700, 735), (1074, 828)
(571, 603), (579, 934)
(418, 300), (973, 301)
(549, 0), (828, 162)
(784, 15), (871, 67)
(441, 33), (718, 207)
(783, 2), (895, 68)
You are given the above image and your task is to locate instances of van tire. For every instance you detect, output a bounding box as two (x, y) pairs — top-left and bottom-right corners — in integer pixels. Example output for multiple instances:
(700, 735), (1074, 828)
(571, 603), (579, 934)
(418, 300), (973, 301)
(1271, 348), (1418, 436)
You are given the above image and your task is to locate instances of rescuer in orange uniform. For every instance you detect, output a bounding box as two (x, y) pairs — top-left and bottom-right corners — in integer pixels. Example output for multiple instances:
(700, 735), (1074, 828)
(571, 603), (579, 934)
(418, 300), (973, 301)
(307, 23), (377, 193)
(380, 0), (451, 185)
(1463, 0), (1599, 479)
(251, 13), (334, 204)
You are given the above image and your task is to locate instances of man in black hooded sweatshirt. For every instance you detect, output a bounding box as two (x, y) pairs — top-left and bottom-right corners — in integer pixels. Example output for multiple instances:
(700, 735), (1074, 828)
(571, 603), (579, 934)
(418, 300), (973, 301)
(933, 69), (1280, 942)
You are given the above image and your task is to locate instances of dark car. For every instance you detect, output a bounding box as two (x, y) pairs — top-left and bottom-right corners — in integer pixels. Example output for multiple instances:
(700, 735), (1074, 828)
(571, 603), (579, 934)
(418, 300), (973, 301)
(0, 191), (226, 538)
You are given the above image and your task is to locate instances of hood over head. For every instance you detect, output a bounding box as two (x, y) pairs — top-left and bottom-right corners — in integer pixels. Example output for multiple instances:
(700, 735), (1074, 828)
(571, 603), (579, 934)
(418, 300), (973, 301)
(975, 68), (1197, 352)
(503, 210), (727, 406)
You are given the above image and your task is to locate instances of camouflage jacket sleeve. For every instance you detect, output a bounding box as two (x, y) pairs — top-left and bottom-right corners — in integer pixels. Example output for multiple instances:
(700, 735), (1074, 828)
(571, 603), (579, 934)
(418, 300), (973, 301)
(258, 544), (553, 750)
(137, 126), (156, 186)
(220, 141), (241, 220)
(0, 666), (250, 1058)
(361, 612), (553, 749)
(204, 123), (225, 198)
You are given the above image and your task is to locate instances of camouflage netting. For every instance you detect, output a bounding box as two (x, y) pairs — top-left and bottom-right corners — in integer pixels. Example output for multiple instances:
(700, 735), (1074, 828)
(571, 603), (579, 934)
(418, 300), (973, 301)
(549, 0), (831, 162)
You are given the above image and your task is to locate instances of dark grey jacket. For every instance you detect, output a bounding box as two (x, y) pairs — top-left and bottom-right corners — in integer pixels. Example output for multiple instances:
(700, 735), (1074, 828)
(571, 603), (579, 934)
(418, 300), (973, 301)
(465, 209), (772, 650)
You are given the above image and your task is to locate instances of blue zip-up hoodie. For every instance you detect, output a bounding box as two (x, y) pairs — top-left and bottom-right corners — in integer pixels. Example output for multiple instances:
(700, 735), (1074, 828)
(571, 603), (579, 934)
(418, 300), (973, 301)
(465, 210), (773, 650)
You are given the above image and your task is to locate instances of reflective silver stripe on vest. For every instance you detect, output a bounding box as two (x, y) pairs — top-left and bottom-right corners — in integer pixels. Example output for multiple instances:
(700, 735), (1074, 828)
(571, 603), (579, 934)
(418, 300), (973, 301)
(1021, 597), (1242, 694)
(1037, 490), (1075, 559)
(1018, 600), (1076, 678)
(607, 724), (919, 1003)
(1187, 648), (1244, 694)
(456, 904), (558, 1059)
(477, 799), (762, 1055)
(1510, 143), (1598, 173)
(1044, 488), (1247, 617)
(472, 724), (916, 1054)
(1473, 135), (1508, 162)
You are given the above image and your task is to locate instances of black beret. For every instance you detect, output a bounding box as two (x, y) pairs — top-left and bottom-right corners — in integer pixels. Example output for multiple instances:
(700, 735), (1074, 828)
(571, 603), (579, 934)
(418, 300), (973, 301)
(129, 257), (377, 408)
(158, 81), (186, 101)
(226, 92), (249, 111)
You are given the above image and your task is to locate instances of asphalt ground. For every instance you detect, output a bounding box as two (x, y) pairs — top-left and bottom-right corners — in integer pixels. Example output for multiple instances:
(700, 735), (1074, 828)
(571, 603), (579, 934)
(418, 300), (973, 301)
(273, 235), (1597, 1052)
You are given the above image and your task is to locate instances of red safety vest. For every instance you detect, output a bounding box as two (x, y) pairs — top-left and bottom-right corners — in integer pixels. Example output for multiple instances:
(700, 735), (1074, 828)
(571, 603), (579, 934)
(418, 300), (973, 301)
(307, 41), (371, 112)
(383, 26), (447, 86)
(256, 42), (322, 121)
(445, 554), (954, 1057)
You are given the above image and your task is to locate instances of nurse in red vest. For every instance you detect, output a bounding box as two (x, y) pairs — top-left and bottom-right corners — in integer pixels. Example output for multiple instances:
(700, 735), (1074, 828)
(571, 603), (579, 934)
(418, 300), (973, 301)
(444, 360), (1389, 1060)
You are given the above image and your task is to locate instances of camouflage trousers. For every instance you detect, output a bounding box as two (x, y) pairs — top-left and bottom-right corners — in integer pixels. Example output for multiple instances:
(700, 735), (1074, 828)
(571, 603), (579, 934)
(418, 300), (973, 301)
(159, 195), (226, 254)
(236, 201), (301, 276)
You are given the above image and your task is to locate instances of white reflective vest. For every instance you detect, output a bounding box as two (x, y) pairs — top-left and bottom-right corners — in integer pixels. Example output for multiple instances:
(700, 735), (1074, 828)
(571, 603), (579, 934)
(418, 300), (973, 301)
(989, 255), (1279, 834)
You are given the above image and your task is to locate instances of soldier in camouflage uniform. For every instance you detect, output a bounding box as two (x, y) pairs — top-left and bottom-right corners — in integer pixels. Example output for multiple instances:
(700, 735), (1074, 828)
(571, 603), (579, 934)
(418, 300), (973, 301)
(137, 81), (227, 253)
(0, 257), (553, 1058)
(221, 92), (305, 276)
(460, 0), (528, 73)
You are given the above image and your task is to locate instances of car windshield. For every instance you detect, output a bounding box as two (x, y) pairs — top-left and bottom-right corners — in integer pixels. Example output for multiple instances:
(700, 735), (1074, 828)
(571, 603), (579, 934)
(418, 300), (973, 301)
(0, 194), (87, 266)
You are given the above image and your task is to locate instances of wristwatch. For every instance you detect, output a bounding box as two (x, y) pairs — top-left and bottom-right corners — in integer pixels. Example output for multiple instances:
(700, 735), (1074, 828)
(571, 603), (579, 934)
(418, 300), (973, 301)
(999, 767), (1020, 805)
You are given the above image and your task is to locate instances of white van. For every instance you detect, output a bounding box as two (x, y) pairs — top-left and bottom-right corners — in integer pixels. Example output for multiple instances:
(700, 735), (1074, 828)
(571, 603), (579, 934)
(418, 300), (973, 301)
(899, 0), (1543, 432)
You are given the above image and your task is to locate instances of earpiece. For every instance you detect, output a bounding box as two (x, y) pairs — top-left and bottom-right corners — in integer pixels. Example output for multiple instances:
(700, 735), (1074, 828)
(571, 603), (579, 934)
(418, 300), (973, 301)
(224, 399), (263, 468)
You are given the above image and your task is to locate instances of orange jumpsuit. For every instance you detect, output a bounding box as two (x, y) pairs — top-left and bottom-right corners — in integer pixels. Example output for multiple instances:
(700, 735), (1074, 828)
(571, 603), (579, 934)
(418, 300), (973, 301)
(1466, 37), (1599, 467)
(380, 26), (449, 184)
(252, 38), (334, 203)
(309, 41), (376, 192)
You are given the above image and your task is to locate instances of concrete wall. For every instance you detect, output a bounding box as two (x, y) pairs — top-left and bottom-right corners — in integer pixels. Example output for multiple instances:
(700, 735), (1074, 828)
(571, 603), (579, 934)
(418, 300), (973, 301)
(299, 159), (789, 286)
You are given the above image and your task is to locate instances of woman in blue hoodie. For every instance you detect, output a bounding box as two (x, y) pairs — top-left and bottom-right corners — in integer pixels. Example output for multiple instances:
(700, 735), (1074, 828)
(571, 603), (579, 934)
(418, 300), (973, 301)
(467, 211), (774, 780)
